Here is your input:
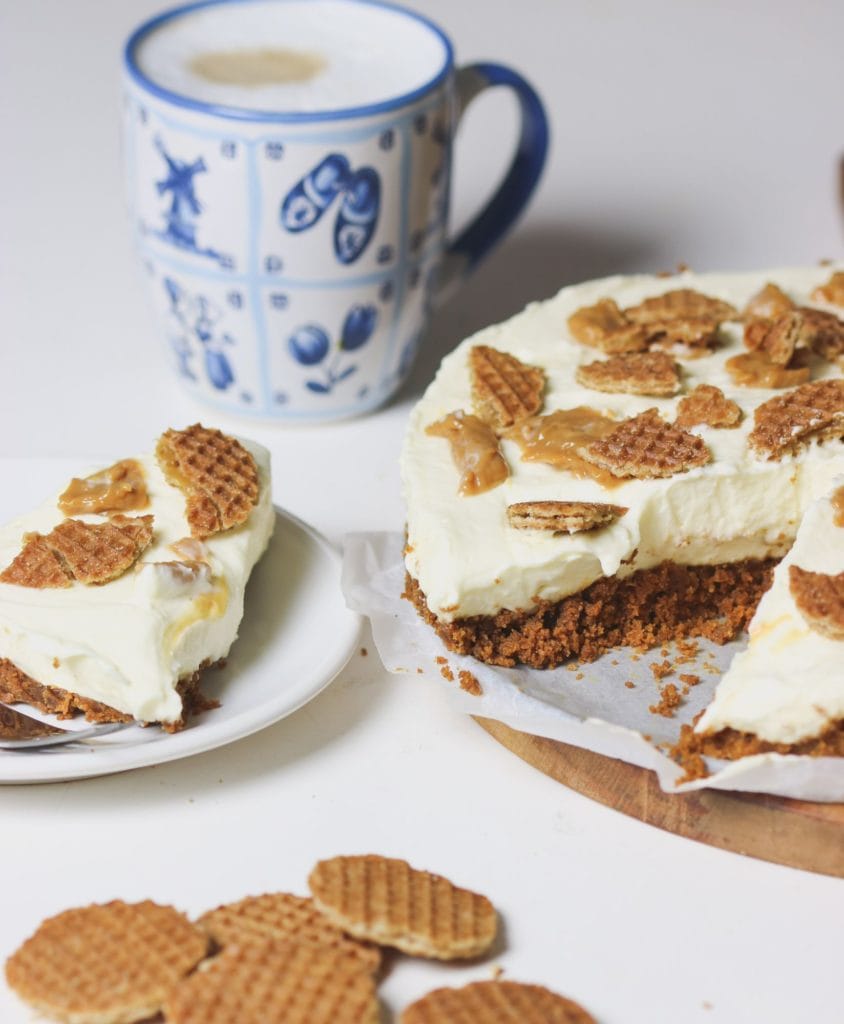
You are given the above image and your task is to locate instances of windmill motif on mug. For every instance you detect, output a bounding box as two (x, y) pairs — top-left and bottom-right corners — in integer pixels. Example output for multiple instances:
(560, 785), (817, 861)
(152, 136), (232, 268)
(280, 152), (381, 264)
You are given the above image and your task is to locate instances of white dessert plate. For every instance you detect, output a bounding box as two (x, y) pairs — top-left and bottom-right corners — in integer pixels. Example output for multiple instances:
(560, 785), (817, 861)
(0, 459), (360, 784)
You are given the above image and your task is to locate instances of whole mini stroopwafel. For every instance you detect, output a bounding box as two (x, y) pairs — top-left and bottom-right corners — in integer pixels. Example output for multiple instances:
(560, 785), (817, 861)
(400, 980), (597, 1024)
(5, 900), (208, 1024)
(308, 855), (497, 960)
(575, 351), (681, 396)
(469, 345), (545, 428)
(163, 940), (379, 1024)
(507, 500), (627, 534)
(581, 408), (710, 479)
(156, 424), (259, 539)
(197, 892), (380, 973)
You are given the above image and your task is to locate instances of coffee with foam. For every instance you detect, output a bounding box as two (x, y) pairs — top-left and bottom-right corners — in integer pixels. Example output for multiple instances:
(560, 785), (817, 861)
(136, 0), (450, 114)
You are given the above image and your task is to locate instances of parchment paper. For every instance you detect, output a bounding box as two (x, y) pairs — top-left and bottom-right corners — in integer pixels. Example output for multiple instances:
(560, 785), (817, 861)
(342, 532), (844, 802)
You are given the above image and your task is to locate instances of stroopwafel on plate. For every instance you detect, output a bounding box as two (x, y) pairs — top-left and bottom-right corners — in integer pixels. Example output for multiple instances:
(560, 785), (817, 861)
(308, 854), (497, 960)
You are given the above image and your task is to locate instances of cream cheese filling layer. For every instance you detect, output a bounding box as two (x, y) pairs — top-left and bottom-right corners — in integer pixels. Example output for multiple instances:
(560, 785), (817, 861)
(0, 441), (274, 723)
(695, 480), (844, 745)
(402, 266), (844, 621)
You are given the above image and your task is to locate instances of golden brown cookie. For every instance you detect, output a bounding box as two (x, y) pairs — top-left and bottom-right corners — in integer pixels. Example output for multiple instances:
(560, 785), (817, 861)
(748, 379), (844, 458)
(581, 408), (710, 479)
(308, 854), (497, 960)
(0, 516), (154, 588)
(575, 351), (681, 396)
(624, 288), (737, 325)
(163, 940), (379, 1024)
(507, 500), (627, 533)
(5, 900), (208, 1024)
(197, 892), (380, 973)
(400, 980), (597, 1024)
(469, 345), (545, 428)
(156, 424), (260, 539)
(675, 384), (742, 429)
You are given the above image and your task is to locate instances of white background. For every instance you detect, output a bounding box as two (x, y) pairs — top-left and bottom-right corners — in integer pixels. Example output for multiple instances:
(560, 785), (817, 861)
(1, 1), (843, 1021)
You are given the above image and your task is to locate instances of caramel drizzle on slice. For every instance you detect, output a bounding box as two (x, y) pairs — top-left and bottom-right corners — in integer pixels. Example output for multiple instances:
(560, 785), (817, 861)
(832, 485), (844, 528)
(58, 459), (149, 516)
(426, 411), (509, 496)
(503, 407), (623, 489)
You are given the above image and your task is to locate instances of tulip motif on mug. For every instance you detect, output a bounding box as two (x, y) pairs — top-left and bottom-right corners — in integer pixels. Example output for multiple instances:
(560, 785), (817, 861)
(288, 303), (378, 394)
(280, 154), (380, 264)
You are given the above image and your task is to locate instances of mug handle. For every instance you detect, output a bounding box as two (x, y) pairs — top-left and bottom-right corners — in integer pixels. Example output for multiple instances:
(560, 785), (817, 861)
(435, 63), (549, 305)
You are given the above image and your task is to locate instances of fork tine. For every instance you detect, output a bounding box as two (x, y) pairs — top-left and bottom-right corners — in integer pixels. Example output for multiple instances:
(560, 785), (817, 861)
(0, 704), (133, 750)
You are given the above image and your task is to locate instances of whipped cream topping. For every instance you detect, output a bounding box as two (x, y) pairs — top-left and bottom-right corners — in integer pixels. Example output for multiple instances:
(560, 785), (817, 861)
(0, 441), (274, 723)
(695, 479), (844, 744)
(402, 266), (844, 622)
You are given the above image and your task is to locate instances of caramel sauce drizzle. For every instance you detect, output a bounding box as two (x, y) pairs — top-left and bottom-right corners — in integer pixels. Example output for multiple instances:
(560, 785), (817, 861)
(832, 485), (844, 528)
(58, 459), (149, 516)
(725, 351), (810, 389)
(426, 411), (509, 496)
(504, 407), (623, 489)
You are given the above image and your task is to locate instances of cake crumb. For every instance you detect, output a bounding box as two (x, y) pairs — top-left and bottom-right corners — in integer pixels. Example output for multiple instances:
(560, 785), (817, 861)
(439, 663), (454, 682)
(649, 683), (682, 717)
(624, 680), (635, 689)
(702, 1002), (713, 1011)
(679, 673), (700, 687)
(52, 657), (60, 669)
(611, 659), (619, 666)
(416, 667), (424, 674)
(360, 647), (368, 657)
(650, 659), (673, 680)
(575, 672), (584, 680)
(565, 663), (578, 672)
(458, 670), (483, 696)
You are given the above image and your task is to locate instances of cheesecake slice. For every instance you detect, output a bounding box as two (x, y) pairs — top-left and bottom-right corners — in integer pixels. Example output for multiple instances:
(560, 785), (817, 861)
(0, 425), (274, 730)
(682, 480), (844, 764)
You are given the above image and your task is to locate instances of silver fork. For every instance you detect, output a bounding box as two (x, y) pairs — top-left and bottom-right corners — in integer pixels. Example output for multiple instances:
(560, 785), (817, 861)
(0, 703), (132, 751)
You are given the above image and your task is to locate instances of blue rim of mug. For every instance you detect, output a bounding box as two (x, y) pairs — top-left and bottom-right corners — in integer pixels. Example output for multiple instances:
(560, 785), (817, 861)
(124, 0), (455, 123)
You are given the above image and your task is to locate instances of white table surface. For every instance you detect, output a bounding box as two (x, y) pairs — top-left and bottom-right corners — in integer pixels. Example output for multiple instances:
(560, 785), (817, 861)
(1, 1), (843, 1021)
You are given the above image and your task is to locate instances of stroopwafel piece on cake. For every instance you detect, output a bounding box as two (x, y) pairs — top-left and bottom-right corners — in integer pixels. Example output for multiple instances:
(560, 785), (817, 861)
(580, 408), (710, 479)
(469, 345), (546, 428)
(401, 980), (597, 1024)
(163, 940), (379, 1024)
(197, 892), (380, 973)
(402, 265), (844, 763)
(308, 855), (498, 960)
(0, 425), (274, 728)
(575, 351), (681, 396)
(4, 900), (207, 1024)
(506, 500), (627, 534)
(156, 423), (260, 539)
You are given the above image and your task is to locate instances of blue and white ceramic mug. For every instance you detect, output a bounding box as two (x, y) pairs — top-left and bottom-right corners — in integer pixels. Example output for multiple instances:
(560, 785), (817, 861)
(123, 0), (549, 422)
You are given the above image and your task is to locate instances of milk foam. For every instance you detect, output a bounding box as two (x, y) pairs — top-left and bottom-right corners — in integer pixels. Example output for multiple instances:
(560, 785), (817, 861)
(134, 0), (450, 114)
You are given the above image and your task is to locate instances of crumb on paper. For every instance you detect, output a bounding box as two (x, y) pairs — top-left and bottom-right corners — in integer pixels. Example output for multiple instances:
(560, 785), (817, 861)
(624, 680), (635, 689)
(680, 673), (700, 687)
(649, 683), (682, 717)
(416, 667), (424, 674)
(360, 647), (368, 657)
(650, 658), (673, 680)
(575, 672), (584, 681)
(439, 663), (454, 682)
(458, 670), (483, 696)
(565, 663), (578, 672)
(490, 965), (505, 981)
(52, 657), (60, 668)
(610, 659), (619, 666)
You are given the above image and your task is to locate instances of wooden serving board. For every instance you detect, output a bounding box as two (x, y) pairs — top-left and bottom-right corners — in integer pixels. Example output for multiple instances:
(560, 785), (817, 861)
(474, 717), (844, 879)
